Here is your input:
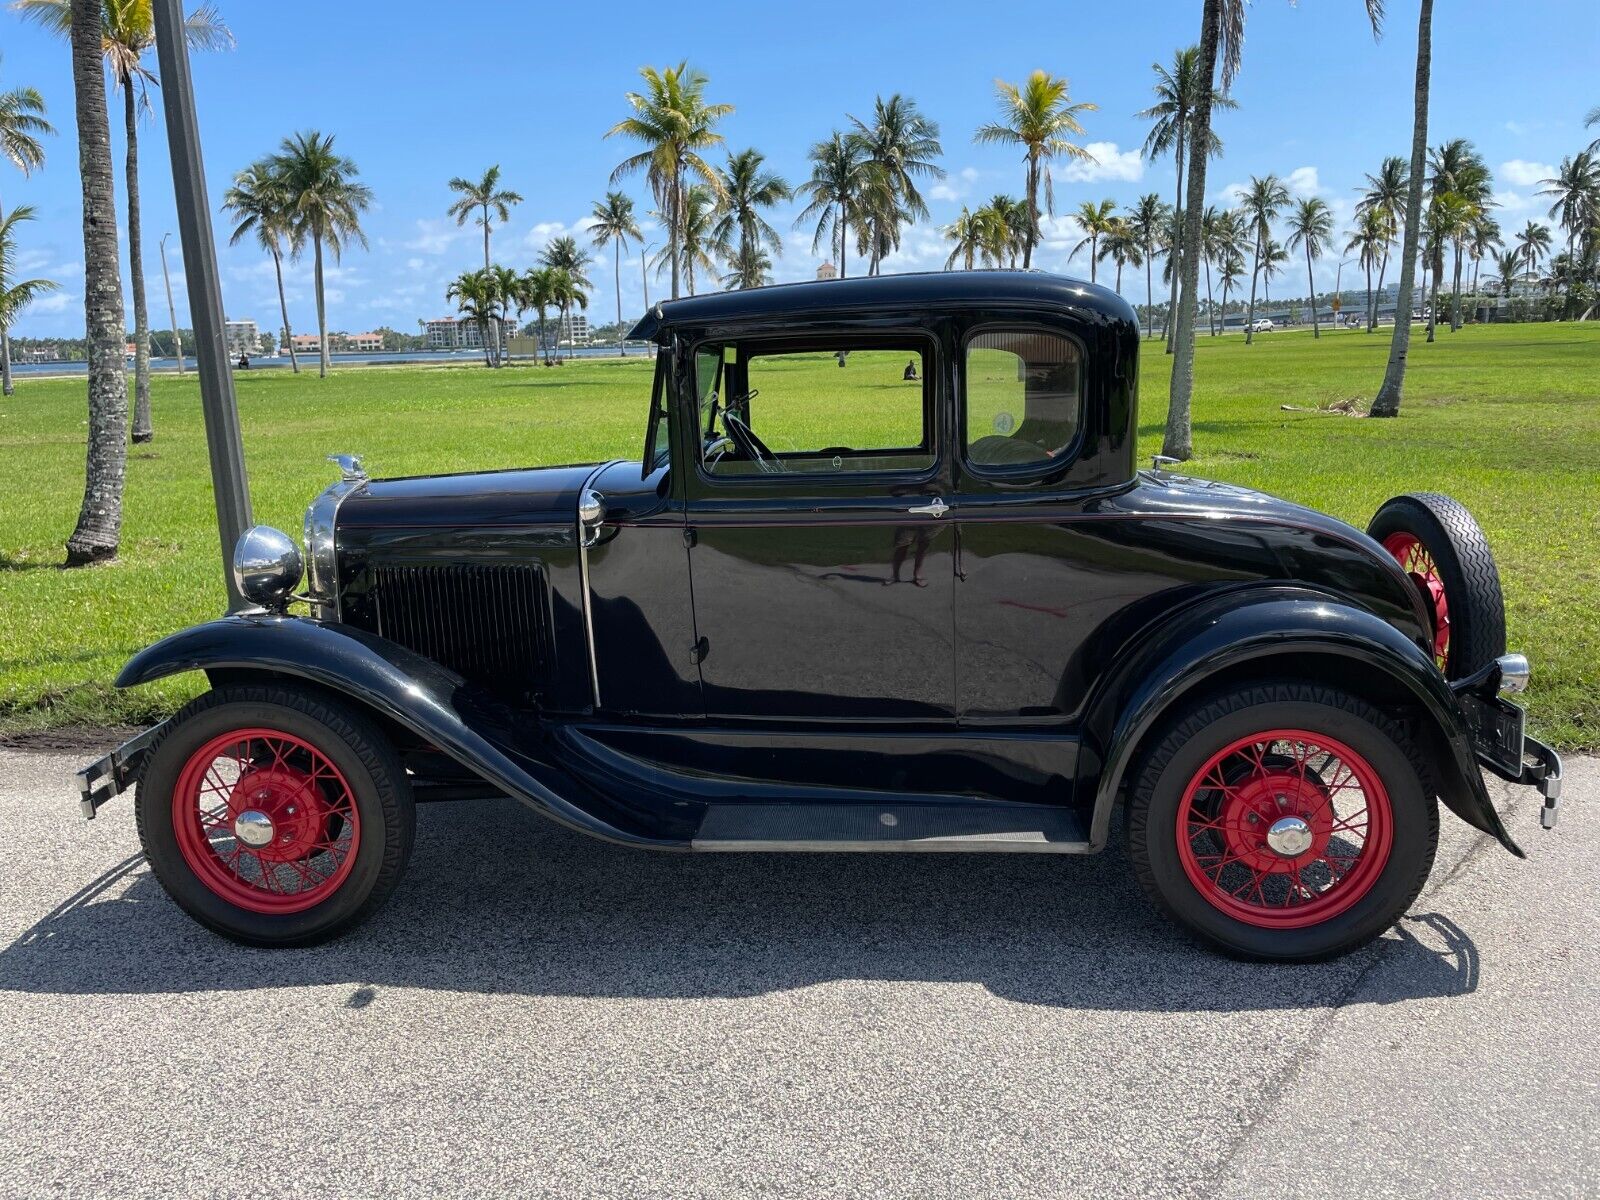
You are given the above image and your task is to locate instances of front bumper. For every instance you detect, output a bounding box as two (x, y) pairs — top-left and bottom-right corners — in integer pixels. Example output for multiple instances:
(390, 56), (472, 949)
(75, 720), (167, 820)
(1452, 654), (1563, 830)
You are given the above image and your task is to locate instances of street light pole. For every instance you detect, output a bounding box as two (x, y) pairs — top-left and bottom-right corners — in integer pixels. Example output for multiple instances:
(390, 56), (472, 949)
(641, 242), (655, 313)
(1334, 257), (1354, 330)
(159, 232), (184, 375)
(153, 0), (253, 611)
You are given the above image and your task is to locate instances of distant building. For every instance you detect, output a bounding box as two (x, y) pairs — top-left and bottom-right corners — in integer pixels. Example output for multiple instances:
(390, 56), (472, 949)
(343, 331), (384, 352)
(290, 333), (322, 355)
(816, 262), (837, 280)
(557, 312), (590, 346)
(422, 315), (515, 350)
(224, 318), (259, 359)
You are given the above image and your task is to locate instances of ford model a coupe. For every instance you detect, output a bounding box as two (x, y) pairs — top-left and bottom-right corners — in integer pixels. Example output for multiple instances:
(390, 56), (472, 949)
(79, 272), (1562, 961)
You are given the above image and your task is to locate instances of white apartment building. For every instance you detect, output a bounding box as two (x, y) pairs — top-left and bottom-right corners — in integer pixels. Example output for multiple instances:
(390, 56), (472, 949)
(224, 318), (259, 358)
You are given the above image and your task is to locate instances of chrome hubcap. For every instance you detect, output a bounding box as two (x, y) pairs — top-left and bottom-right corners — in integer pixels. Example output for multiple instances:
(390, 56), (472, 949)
(1265, 815), (1314, 858)
(233, 808), (275, 848)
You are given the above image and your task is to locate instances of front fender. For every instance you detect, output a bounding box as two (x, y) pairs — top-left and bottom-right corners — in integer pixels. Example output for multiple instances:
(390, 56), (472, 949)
(1082, 587), (1521, 857)
(117, 615), (678, 848)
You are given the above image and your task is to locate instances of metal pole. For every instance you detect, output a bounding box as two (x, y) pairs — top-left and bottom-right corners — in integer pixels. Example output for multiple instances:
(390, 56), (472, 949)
(153, 0), (252, 611)
(641, 242), (654, 312)
(159, 232), (184, 374)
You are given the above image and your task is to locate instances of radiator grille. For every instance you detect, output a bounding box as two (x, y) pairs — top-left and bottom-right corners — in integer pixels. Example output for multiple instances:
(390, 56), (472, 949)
(364, 562), (553, 700)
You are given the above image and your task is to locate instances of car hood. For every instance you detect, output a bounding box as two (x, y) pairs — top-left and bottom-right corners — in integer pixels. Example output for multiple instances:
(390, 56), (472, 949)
(336, 462), (609, 529)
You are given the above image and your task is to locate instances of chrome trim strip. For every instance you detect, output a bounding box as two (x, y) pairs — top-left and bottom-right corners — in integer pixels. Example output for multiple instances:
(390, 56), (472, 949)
(575, 462), (614, 710)
(303, 477), (363, 621)
(692, 836), (1095, 854)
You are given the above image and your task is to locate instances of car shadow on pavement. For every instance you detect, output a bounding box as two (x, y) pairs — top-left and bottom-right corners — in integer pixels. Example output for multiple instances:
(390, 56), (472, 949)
(0, 799), (1480, 1012)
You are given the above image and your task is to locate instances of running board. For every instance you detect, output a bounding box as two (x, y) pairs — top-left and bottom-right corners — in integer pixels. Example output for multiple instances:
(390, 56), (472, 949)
(692, 802), (1091, 853)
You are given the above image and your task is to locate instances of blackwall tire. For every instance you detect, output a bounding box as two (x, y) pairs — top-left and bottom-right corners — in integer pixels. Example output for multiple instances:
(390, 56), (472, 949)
(135, 684), (414, 947)
(1368, 492), (1506, 680)
(1127, 682), (1438, 962)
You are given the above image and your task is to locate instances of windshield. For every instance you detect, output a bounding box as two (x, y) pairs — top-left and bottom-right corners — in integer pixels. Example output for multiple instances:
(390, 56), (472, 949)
(642, 353), (670, 473)
(695, 346), (725, 436)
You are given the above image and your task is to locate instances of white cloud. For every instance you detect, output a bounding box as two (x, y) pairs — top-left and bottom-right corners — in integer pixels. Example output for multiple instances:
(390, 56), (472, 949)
(1285, 165), (1320, 196)
(1063, 142), (1144, 184)
(405, 257), (426, 272)
(1492, 189), (1537, 213)
(961, 167), (980, 182)
(403, 218), (467, 254)
(1216, 180), (1249, 206)
(929, 182), (962, 201)
(1500, 159), (1554, 187)
(30, 291), (74, 314)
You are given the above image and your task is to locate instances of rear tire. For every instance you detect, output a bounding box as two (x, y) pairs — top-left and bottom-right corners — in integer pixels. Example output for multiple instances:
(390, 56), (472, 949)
(136, 684), (414, 947)
(1127, 682), (1438, 962)
(1368, 492), (1506, 680)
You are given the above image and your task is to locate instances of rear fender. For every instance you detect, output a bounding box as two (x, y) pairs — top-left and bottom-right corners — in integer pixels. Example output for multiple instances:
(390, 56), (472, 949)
(1080, 587), (1521, 856)
(116, 615), (681, 848)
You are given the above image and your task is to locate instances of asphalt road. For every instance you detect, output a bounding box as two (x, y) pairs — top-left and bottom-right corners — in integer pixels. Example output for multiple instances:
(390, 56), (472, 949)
(0, 746), (1594, 1199)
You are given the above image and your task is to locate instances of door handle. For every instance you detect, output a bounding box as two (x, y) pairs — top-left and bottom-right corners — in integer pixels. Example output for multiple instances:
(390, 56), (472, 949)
(907, 497), (948, 519)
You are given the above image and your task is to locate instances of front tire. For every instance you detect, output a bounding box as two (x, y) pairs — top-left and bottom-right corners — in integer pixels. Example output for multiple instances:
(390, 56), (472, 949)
(1127, 683), (1438, 962)
(136, 684), (414, 947)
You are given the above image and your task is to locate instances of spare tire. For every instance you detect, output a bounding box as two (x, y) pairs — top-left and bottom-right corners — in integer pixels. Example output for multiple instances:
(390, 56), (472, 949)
(1367, 492), (1506, 680)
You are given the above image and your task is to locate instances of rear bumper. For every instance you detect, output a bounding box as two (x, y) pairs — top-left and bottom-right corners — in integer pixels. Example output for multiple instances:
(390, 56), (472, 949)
(1451, 653), (1564, 831)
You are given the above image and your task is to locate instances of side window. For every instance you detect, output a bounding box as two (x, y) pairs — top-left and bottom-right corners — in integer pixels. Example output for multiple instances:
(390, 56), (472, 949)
(702, 344), (933, 477)
(964, 329), (1082, 470)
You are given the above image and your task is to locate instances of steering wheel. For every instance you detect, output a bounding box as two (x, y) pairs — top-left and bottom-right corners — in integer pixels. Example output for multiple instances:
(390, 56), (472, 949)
(723, 391), (784, 474)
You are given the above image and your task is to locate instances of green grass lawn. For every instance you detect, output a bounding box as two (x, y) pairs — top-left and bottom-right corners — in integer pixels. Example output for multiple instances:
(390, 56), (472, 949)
(2, 322), (1596, 746)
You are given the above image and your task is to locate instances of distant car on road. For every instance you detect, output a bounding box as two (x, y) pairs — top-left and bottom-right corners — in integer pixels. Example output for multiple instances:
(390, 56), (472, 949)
(1250, 318), (1274, 332)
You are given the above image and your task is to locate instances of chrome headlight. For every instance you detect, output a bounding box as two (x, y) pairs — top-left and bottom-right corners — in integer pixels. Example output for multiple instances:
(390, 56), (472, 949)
(232, 525), (303, 610)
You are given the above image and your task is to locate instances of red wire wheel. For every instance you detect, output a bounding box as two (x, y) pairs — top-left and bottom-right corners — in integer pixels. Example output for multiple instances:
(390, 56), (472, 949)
(171, 727), (362, 914)
(1176, 729), (1394, 929)
(1381, 530), (1451, 671)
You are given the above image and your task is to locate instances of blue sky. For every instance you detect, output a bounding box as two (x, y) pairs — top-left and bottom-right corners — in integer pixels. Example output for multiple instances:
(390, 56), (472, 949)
(5, 0), (1597, 337)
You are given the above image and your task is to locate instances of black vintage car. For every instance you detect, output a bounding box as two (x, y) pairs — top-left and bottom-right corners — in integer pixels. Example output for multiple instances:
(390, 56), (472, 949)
(79, 272), (1562, 961)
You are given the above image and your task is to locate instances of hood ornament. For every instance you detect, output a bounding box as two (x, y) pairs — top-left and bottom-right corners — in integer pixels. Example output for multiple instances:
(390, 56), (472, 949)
(328, 453), (367, 482)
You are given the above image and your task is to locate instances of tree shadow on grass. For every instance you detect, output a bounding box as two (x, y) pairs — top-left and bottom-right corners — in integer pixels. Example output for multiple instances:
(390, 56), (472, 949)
(0, 798), (1480, 1014)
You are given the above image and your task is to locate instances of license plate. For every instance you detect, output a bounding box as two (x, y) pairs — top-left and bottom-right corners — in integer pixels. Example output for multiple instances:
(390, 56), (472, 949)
(1460, 693), (1526, 778)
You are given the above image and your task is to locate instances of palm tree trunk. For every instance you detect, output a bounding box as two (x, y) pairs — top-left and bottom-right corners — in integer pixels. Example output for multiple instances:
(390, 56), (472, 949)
(1245, 226), (1263, 346)
(124, 85), (153, 443)
(1, 194), (12, 392)
(1364, 262), (1373, 334)
(1306, 246), (1320, 339)
(1088, 234), (1098, 284)
(314, 232), (329, 378)
(1450, 241), (1464, 330)
(1372, 250), (1388, 331)
(669, 169), (682, 300)
(1427, 251), (1440, 343)
(839, 195), (849, 279)
(1023, 155), (1038, 270)
(159, 236), (184, 373)
(66, 0), (128, 565)
(272, 246), (299, 374)
(1164, 0), (1219, 460)
(1204, 255), (1215, 336)
(1372, 0), (1432, 417)
(614, 240), (624, 355)
(1164, 124), (1186, 355)
(1144, 242), (1155, 338)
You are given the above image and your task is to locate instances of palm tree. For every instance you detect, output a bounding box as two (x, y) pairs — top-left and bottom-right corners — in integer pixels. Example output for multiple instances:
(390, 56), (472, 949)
(971, 195), (1023, 268)
(446, 164), (522, 272)
(1427, 138), (1490, 331)
(1207, 208), (1247, 335)
(1259, 237), (1289, 308)
(63, 0), (125, 565)
(541, 235), (594, 360)
(849, 94), (943, 275)
(1071, 199), (1117, 283)
(973, 70), (1096, 269)
(1127, 194), (1171, 337)
(546, 267), (587, 361)
(446, 164), (520, 360)
(796, 131), (869, 278)
(1099, 219), (1142, 294)
(1539, 151), (1600, 262)
(519, 266), (556, 364)
(712, 148), (790, 279)
(1286, 196), (1334, 338)
(0, 204), (57, 374)
(1137, 46), (1237, 353)
(721, 244), (772, 290)
(1, 57), (54, 396)
(446, 269), (496, 367)
(1514, 220), (1552, 290)
(606, 62), (731, 301)
(1494, 249), (1520, 310)
(222, 159), (300, 372)
(487, 263), (520, 365)
(1241, 174), (1288, 345)
(1346, 207), (1390, 332)
(589, 191), (641, 352)
(270, 130), (372, 379)
(15, 0), (232, 439)
(1372, 0), (1433, 417)
(1357, 154), (1409, 330)
(1421, 195), (1469, 342)
(1466, 214), (1501, 313)
(1217, 252), (1244, 329)
(943, 207), (982, 270)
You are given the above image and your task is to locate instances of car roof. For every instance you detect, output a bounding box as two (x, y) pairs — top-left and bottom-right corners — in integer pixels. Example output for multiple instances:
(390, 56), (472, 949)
(625, 269), (1136, 341)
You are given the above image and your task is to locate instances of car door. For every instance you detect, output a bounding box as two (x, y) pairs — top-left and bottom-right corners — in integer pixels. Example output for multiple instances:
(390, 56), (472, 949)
(681, 332), (956, 722)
